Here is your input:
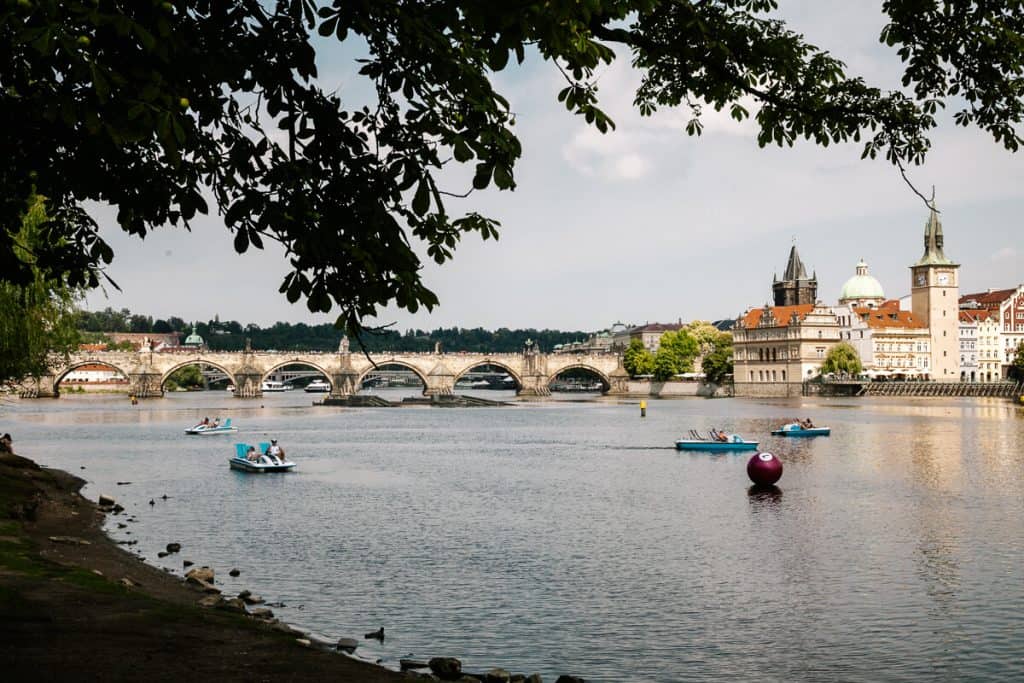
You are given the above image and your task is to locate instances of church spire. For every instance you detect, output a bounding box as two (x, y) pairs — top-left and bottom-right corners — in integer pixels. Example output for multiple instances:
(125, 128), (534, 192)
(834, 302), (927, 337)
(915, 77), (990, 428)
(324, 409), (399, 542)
(783, 245), (808, 281)
(915, 202), (953, 266)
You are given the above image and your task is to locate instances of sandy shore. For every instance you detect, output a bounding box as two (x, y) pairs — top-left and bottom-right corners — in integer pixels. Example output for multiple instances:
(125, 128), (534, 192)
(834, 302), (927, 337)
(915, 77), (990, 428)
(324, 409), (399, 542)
(0, 451), (407, 682)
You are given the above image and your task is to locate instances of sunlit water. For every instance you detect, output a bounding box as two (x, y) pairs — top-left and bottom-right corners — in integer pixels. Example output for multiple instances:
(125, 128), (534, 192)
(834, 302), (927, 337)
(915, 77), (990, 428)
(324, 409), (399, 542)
(4, 389), (1024, 681)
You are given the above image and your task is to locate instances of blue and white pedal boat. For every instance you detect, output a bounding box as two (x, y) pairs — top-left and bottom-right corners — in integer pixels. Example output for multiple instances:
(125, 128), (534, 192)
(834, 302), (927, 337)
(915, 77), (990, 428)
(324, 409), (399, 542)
(770, 423), (831, 437)
(229, 442), (295, 473)
(675, 434), (759, 452)
(185, 418), (238, 435)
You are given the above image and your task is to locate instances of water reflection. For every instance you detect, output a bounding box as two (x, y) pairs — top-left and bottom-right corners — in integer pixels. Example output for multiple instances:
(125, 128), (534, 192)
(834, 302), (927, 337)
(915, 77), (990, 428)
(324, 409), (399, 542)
(3, 392), (1023, 682)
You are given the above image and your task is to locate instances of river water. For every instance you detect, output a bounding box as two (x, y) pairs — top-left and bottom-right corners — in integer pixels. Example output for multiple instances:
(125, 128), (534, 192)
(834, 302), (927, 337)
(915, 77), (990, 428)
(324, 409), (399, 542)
(4, 390), (1024, 681)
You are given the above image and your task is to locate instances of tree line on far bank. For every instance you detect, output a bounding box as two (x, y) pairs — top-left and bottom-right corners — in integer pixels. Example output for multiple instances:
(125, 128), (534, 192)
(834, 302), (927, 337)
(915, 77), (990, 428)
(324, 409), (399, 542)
(77, 307), (591, 354)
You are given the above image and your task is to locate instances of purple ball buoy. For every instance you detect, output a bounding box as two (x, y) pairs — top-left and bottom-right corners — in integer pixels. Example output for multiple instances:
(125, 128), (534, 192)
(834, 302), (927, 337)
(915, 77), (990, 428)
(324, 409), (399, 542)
(747, 452), (783, 486)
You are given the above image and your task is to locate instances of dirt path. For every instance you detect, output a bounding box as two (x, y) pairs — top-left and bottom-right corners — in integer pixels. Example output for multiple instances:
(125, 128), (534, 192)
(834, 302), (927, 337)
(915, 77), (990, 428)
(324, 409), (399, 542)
(0, 452), (406, 682)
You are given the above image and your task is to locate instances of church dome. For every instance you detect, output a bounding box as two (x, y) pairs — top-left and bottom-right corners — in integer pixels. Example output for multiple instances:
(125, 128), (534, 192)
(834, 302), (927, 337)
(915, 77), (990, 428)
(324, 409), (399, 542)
(183, 324), (205, 346)
(839, 259), (885, 304)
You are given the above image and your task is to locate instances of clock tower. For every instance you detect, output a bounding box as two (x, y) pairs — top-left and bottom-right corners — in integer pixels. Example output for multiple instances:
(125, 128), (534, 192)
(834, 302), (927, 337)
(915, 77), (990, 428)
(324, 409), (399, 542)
(910, 204), (960, 379)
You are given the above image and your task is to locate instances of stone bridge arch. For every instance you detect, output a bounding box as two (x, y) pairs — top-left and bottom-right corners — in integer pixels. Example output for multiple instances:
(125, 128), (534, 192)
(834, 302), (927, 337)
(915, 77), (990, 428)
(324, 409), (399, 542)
(545, 362), (613, 392)
(261, 359), (334, 387)
(450, 359), (524, 392)
(356, 360), (432, 395)
(160, 359), (238, 391)
(49, 359), (132, 396)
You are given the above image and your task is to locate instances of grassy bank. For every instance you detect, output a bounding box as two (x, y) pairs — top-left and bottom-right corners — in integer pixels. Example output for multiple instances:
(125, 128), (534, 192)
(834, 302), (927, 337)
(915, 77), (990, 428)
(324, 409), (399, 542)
(0, 452), (404, 682)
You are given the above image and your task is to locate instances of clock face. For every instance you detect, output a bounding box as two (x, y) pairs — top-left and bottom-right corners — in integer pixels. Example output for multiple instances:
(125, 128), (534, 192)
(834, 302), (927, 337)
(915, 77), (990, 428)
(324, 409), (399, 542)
(915, 273), (926, 287)
(938, 273), (950, 285)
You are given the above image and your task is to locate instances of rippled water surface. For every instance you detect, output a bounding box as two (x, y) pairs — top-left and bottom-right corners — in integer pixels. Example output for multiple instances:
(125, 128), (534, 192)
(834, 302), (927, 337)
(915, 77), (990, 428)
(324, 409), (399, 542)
(5, 390), (1024, 681)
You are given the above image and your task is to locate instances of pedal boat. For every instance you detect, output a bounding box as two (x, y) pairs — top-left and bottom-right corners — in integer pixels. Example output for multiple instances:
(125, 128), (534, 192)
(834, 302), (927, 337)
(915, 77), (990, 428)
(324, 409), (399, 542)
(185, 418), (238, 435)
(675, 432), (759, 451)
(229, 442), (295, 473)
(770, 422), (831, 437)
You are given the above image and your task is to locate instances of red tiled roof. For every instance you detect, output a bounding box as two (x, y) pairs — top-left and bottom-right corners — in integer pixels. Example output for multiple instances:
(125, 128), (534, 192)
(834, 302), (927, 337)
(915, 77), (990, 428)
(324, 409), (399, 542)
(959, 289), (1015, 310)
(853, 305), (926, 329)
(959, 309), (995, 323)
(740, 304), (815, 329)
(78, 343), (108, 351)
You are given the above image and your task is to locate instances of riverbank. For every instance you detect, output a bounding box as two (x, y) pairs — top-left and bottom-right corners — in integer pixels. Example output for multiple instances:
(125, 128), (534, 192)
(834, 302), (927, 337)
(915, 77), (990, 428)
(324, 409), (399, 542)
(0, 451), (406, 682)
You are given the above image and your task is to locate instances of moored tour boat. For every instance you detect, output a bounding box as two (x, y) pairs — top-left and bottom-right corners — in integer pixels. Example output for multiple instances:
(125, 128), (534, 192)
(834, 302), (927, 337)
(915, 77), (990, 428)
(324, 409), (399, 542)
(229, 442), (295, 473)
(770, 422), (831, 437)
(261, 380), (288, 392)
(303, 379), (331, 393)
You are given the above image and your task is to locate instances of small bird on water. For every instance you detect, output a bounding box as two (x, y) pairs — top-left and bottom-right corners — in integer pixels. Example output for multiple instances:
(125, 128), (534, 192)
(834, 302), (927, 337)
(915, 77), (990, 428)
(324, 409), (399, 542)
(364, 627), (384, 641)
(148, 499), (155, 506)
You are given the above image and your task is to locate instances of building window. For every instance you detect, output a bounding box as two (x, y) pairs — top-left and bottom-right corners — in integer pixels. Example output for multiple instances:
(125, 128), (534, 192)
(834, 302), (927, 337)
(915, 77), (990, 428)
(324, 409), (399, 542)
(782, 370), (786, 381)
(771, 370), (777, 381)
(749, 371), (754, 382)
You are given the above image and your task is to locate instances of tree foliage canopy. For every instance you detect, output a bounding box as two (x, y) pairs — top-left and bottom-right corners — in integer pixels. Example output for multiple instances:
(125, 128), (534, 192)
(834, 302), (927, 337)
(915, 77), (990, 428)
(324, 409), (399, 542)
(0, 197), (82, 384)
(3, 1), (1022, 336)
(821, 342), (863, 375)
(623, 338), (655, 377)
(652, 329), (699, 380)
(1009, 342), (1024, 382)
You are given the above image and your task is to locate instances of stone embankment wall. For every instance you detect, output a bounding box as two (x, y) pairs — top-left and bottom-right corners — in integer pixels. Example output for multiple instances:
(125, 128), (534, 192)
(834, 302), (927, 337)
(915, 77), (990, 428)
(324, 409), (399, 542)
(625, 380), (729, 398)
(732, 381), (803, 398)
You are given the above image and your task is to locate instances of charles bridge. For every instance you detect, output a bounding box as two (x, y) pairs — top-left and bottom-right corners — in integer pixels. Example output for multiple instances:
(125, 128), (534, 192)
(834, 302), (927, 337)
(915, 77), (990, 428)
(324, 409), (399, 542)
(22, 341), (628, 399)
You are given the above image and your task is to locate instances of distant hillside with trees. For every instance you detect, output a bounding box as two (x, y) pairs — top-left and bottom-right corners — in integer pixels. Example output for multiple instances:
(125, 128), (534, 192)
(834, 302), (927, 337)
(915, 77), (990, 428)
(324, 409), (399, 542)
(76, 308), (590, 354)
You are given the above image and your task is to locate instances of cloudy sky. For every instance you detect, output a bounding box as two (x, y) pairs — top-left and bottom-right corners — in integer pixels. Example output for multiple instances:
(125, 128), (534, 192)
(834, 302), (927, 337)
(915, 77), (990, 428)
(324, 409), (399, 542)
(85, 1), (1022, 332)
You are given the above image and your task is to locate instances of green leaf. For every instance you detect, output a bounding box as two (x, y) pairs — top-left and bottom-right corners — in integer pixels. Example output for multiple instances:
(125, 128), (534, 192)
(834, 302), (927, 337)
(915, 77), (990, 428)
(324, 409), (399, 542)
(412, 179), (430, 216)
(233, 228), (249, 253)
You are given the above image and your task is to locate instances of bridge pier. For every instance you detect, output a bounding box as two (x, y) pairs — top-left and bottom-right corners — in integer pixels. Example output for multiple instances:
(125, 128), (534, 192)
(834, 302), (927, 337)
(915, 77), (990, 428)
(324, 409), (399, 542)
(424, 361), (455, 397)
(233, 372), (263, 398)
(128, 372), (164, 398)
(327, 372), (360, 399)
(605, 363), (630, 396)
(517, 374), (551, 397)
(18, 374), (59, 398)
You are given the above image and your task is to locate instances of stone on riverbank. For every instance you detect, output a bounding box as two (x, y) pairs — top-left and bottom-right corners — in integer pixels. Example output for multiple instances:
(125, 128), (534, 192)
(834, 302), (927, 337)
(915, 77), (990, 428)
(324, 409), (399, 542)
(166, 542), (181, 553)
(248, 607), (274, 620)
(336, 637), (359, 653)
(400, 659), (430, 671)
(229, 568), (240, 577)
(239, 590), (263, 605)
(429, 657), (462, 680)
(98, 494), (115, 507)
(217, 597), (246, 613)
(185, 566), (214, 583)
(197, 595), (221, 608)
(485, 669), (511, 682)
(49, 536), (91, 545)
(554, 676), (584, 683)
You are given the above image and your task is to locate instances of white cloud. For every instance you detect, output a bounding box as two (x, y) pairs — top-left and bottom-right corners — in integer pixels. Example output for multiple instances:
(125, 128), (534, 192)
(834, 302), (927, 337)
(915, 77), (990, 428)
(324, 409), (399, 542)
(992, 247), (1017, 262)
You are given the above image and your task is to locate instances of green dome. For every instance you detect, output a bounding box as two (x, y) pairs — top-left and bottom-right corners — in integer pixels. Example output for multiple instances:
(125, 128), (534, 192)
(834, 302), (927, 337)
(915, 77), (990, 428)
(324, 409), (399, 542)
(839, 259), (885, 303)
(183, 324), (205, 346)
